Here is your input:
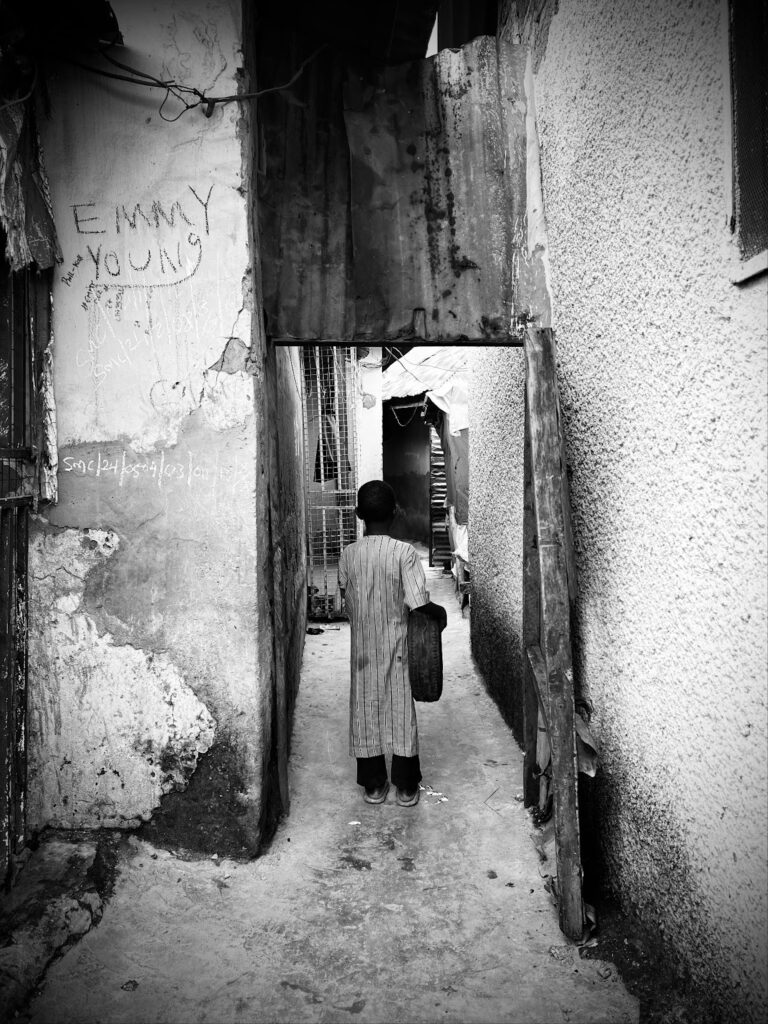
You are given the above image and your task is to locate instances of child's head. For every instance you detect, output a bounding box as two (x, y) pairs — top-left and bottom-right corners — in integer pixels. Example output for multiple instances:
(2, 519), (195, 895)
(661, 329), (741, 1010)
(356, 480), (396, 525)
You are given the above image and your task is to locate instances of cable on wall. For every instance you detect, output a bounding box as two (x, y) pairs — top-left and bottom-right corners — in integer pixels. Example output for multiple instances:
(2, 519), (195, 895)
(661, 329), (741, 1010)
(58, 42), (329, 121)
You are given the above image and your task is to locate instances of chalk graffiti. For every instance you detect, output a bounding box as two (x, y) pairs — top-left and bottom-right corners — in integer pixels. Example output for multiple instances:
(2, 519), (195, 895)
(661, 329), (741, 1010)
(60, 447), (251, 498)
(63, 187), (212, 294)
(62, 186), (221, 393)
(80, 231), (202, 287)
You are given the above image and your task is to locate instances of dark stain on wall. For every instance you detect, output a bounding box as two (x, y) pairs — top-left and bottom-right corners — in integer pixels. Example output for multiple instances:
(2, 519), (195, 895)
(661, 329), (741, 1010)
(470, 602), (524, 742)
(138, 738), (253, 859)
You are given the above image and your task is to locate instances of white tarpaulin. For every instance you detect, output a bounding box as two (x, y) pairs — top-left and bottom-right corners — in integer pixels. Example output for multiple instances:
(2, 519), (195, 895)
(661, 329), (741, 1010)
(425, 378), (469, 435)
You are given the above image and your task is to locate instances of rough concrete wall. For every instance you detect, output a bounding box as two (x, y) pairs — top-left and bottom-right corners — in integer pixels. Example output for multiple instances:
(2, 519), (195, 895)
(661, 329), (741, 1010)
(484, 0), (767, 1018)
(29, 0), (271, 845)
(468, 346), (526, 741)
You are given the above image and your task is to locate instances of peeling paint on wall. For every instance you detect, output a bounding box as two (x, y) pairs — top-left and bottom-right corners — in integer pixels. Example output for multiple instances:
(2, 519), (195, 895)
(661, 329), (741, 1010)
(33, 0), (273, 850)
(27, 520), (215, 829)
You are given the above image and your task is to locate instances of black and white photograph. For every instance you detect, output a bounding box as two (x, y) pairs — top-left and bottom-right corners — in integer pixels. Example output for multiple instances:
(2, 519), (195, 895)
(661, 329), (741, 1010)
(1, 2), (766, 1023)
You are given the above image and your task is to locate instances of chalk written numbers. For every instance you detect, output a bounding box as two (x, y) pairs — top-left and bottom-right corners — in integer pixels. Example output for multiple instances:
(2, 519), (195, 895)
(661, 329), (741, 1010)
(60, 448), (250, 496)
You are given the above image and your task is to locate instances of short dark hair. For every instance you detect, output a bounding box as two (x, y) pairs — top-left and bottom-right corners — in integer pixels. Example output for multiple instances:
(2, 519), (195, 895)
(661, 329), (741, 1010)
(356, 480), (396, 522)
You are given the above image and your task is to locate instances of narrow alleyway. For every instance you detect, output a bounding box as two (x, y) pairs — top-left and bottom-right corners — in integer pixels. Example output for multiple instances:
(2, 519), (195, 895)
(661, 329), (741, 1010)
(26, 568), (637, 1024)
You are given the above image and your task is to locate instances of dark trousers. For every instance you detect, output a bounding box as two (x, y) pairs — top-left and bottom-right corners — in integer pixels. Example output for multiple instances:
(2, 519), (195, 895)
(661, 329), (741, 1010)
(357, 754), (422, 792)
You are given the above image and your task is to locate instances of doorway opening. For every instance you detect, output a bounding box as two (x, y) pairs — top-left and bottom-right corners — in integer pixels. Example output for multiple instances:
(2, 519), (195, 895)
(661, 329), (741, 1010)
(382, 398), (430, 554)
(381, 345), (471, 608)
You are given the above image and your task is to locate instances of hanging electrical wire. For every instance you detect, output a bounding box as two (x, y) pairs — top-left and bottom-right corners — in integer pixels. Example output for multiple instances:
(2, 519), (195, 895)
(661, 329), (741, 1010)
(389, 402), (422, 429)
(57, 42), (329, 122)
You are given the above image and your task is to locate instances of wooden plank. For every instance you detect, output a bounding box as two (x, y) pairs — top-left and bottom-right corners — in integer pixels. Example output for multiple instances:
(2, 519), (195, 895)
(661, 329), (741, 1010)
(527, 645), (552, 814)
(526, 644), (548, 719)
(522, 398), (541, 807)
(525, 325), (584, 941)
(273, 337), (525, 347)
(557, 403), (578, 606)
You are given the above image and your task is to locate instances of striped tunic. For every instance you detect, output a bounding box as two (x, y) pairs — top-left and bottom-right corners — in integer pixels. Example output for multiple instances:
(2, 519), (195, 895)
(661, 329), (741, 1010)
(338, 536), (428, 758)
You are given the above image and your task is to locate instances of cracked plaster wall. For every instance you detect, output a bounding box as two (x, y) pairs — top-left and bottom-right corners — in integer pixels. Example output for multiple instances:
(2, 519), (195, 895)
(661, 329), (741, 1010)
(27, 524), (215, 827)
(470, 1), (768, 1019)
(30, 0), (275, 841)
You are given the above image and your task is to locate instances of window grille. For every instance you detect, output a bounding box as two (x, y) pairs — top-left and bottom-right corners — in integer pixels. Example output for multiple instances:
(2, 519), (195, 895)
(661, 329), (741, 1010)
(1, 267), (35, 504)
(1, 254), (36, 884)
(302, 346), (359, 619)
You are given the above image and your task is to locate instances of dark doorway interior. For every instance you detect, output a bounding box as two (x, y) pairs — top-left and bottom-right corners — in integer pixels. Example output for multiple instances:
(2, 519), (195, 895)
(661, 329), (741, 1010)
(383, 398), (430, 546)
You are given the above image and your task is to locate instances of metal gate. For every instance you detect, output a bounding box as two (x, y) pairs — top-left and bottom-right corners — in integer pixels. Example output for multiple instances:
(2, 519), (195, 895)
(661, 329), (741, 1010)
(1, 263), (36, 887)
(302, 346), (359, 619)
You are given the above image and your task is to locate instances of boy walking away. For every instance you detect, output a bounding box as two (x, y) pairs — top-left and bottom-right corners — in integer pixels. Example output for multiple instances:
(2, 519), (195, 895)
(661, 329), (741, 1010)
(338, 480), (429, 807)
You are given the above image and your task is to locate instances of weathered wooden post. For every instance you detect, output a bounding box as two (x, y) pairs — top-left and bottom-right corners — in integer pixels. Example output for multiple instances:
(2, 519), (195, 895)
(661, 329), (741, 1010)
(523, 326), (584, 941)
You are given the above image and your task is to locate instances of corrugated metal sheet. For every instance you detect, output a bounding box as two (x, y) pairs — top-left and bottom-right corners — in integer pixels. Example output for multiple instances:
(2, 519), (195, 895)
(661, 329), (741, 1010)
(382, 346), (468, 399)
(344, 36), (528, 344)
(259, 34), (528, 345)
(258, 38), (353, 342)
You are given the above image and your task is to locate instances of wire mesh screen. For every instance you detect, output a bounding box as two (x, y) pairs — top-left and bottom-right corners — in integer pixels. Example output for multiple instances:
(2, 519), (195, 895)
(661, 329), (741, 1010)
(302, 346), (359, 619)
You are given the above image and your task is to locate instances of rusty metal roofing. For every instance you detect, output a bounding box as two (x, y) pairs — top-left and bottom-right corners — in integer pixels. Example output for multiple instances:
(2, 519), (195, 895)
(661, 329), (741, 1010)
(344, 36), (528, 344)
(258, 41), (354, 342)
(259, 33), (528, 345)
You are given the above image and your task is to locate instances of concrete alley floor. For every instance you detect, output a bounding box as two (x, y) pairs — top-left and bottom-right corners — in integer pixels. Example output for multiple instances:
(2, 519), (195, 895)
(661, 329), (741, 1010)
(26, 568), (638, 1024)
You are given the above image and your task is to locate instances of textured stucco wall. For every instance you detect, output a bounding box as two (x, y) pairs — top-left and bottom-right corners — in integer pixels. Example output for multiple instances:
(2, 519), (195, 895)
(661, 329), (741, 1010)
(469, 346), (526, 740)
(471, 1), (767, 1018)
(29, 0), (279, 848)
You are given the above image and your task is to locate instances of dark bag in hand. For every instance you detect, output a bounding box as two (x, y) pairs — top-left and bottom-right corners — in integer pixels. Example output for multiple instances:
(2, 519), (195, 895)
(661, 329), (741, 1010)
(408, 601), (448, 702)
